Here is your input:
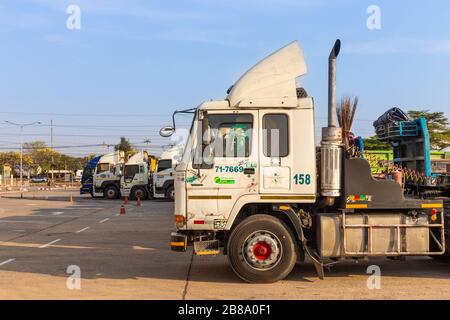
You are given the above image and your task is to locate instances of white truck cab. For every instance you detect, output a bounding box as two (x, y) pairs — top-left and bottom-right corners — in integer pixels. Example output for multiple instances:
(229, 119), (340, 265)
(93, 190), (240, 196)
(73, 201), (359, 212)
(120, 151), (153, 200)
(153, 146), (183, 201)
(92, 151), (125, 199)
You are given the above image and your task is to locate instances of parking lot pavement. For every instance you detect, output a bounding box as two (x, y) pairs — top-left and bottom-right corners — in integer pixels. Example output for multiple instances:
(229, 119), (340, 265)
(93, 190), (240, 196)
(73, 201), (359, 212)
(0, 190), (449, 299)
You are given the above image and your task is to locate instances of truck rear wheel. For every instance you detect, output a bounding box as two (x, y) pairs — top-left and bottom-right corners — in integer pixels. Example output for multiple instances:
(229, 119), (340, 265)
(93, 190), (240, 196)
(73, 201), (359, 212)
(227, 214), (297, 283)
(104, 185), (119, 200)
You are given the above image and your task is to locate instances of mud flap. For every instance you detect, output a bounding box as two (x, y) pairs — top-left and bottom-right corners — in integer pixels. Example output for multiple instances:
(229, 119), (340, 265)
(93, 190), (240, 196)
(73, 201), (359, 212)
(303, 244), (324, 280)
(272, 204), (326, 280)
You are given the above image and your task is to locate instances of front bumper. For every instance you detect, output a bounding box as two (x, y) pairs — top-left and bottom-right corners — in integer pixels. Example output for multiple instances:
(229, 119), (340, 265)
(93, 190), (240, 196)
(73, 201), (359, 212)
(80, 185), (92, 194)
(170, 232), (187, 252)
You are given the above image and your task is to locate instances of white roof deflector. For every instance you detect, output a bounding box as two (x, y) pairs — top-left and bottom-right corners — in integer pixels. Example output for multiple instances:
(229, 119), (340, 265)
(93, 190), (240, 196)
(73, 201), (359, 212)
(226, 41), (307, 108)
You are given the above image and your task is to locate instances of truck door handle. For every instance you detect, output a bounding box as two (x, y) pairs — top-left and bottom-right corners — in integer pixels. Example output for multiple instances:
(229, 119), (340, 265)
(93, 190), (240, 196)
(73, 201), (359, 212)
(244, 168), (255, 175)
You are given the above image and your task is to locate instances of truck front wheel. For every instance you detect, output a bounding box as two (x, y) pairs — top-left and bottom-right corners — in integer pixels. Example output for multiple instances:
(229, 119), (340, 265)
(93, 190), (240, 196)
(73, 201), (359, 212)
(166, 185), (175, 201)
(227, 214), (297, 283)
(131, 187), (147, 201)
(104, 185), (119, 200)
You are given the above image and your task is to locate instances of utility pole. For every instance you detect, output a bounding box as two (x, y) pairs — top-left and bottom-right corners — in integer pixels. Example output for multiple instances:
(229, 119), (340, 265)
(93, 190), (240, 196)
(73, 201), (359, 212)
(51, 119), (54, 186)
(5, 121), (41, 189)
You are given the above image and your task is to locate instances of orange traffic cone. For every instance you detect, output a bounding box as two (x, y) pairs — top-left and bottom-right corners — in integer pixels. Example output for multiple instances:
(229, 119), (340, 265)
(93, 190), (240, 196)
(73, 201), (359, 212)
(120, 205), (126, 215)
(123, 196), (128, 204)
(136, 197), (141, 207)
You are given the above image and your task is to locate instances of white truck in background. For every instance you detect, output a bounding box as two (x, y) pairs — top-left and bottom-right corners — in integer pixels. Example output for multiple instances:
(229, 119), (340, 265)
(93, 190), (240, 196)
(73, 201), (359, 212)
(120, 150), (157, 200)
(92, 151), (125, 199)
(153, 146), (184, 201)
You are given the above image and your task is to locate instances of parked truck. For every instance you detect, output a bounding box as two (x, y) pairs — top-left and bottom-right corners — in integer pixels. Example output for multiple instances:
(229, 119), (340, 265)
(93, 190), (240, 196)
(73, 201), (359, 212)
(91, 151), (125, 199)
(163, 39), (449, 283)
(120, 150), (157, 200)
(152, 146), (183, 201)
(80, 155), (101, 195)
(373, 108), (450, 197)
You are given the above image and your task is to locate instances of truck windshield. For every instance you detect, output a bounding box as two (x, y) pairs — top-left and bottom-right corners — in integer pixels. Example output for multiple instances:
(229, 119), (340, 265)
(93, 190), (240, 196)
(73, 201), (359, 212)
(96, 163), (111, 173)
(124, 165), (139, 179)
(157, 160), (172, 172)
(82, 167), (94, 179)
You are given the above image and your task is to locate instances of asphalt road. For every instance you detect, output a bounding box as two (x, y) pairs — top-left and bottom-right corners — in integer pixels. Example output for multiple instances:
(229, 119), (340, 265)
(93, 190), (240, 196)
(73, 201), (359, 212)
(0, 189), (449, 300)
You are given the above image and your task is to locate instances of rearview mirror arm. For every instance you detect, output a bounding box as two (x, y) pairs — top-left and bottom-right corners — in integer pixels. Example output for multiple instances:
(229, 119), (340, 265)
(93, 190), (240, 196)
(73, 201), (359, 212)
(171, 107), (197, 130)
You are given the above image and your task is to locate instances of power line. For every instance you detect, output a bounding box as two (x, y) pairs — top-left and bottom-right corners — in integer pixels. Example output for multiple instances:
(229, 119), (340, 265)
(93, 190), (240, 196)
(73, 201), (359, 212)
(0, 111), (193, 118)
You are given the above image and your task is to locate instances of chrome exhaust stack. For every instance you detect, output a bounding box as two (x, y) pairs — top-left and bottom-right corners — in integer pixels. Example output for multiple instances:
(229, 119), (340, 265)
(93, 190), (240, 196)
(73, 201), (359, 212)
(320, 39), (343, 199)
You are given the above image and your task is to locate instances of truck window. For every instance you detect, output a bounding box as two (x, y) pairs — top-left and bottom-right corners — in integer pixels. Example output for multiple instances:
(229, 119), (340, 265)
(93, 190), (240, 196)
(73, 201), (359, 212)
(96, 163), (110, 173)
(124, 165), (139, 179)
(263, 114), (289, 157)
(157, 160), (172, 172)
(82, 167), (94, 179)
(208, 114), (253, 158)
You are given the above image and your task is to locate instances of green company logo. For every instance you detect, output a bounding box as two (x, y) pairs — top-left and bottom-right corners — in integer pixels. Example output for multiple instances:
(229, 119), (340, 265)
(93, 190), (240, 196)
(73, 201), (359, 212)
(214, 177), (235, 184)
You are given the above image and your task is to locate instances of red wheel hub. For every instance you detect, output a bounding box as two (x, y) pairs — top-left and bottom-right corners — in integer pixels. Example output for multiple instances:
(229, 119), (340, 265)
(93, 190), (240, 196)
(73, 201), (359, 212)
(253, 242), (272, 261)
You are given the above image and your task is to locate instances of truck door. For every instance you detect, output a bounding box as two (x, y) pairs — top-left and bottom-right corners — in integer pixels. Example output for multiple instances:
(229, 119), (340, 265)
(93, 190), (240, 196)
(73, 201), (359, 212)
(186, 111), (258, 226)
(213, 111), (259, 218)
(258, 109), (316, 197)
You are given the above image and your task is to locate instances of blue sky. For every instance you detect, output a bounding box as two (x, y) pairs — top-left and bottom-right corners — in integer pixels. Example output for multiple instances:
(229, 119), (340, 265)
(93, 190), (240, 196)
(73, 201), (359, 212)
(0, 0), (449, 156)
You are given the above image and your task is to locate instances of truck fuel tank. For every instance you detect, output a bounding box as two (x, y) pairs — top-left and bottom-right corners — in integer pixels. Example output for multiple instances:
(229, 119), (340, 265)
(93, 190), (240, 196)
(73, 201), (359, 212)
(317, 212), (430, 258)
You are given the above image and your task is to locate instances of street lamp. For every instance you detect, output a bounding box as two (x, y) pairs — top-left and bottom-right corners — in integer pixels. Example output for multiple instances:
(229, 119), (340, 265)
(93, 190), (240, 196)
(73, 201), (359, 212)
(5, 121), (42, 189)
(143, 139), (151, 152)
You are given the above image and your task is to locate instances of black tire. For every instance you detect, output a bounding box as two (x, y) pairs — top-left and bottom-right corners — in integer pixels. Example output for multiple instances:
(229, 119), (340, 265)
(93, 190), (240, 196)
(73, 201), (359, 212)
(131, 187), (148, 201)
(227, 214), (297, 283)
(166, 185), (175, 201)
(104, 185), (119, 200)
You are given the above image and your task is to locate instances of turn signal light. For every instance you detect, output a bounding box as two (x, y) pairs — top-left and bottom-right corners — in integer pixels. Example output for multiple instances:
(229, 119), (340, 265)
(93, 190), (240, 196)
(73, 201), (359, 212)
(175, 215), (185, 223)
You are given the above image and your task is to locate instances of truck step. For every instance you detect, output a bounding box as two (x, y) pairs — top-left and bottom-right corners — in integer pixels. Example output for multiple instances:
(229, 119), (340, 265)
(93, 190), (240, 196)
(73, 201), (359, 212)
(194, 240), (220, 255)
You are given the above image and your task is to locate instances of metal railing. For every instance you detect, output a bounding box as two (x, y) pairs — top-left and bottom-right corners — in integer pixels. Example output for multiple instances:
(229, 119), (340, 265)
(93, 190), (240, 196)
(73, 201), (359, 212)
(375, 121), (419, 140)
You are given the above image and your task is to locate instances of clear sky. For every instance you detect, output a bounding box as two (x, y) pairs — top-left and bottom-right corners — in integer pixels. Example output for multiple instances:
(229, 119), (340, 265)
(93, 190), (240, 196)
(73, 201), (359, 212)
(0, 0), (449, 156)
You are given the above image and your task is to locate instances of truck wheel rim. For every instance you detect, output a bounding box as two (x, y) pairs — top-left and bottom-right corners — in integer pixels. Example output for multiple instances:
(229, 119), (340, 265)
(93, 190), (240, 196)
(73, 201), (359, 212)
(135, 190), (144, 198)
(242, 231), (282, 270)
(107, 189), (115, 197)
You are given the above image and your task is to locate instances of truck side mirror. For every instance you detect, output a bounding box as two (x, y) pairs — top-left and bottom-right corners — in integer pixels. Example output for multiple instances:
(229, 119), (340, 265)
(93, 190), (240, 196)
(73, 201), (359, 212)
(160, 126), (175, 137)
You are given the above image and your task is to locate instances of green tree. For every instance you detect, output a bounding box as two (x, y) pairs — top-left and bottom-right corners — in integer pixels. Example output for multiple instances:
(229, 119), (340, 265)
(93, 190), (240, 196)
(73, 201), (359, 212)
(23, 141), (47, 151)
(0, 151), (33, 174)
(407, 110), (450, 150)
(363, 136), (390, 150)
(114, 137), (133, 153)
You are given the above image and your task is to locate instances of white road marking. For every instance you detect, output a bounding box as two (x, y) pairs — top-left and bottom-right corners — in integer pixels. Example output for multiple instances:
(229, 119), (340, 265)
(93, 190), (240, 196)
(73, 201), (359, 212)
(75, 227), (90, 233)
(99, 218), (110, 224)
(115, 213), (120, 216)
(39, 239), (61, 248)
(0, 258), (15, 266)
(52, 211), (64, 215)
(0, 220), (43, 224)
(0, 216), (79, 222)
(64, 207), (102, 210)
